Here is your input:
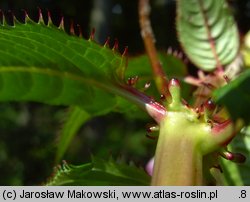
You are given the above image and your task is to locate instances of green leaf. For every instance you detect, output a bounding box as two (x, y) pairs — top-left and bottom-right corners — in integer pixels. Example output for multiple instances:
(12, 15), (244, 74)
(126, 52), (187, 79)
(126, 52), (187, 100)
(176, 0), (239, 71)
(0, 15), (126, 113)
(56, 107), (90, 163)
(127, 52), (191, 99)
(213, 69), (250, 123)
(46, 157), (150, 186)
(220, 129), (250, 185)
(114, 52), (188, 119)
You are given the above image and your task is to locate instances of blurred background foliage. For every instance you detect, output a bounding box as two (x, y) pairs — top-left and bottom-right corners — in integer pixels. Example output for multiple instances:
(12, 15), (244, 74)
(0, 0), (250, 185)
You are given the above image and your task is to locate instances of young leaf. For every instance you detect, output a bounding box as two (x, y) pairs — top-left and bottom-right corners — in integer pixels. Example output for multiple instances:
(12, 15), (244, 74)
(46, 157), (150, 186)
(213, 69), (250, 123)
(176, 0), (239, 71)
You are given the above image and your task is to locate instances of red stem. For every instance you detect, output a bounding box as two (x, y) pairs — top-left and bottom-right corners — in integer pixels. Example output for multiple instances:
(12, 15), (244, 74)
(116, 84), (166, 123)
(138, 0), (170, 99)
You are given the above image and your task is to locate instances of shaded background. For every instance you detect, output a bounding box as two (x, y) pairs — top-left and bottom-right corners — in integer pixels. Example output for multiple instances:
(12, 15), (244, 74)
(0, 0), (250, 185)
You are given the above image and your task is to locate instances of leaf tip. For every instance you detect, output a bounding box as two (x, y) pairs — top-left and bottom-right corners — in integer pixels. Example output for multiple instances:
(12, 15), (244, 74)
(122, 46), (128, 57)
(37, 7), (45, 25)
(104, 37), (110, 47)
(89, 28), (95, 41)
(58, 16), (65, 30)
(20, 9), (34, 25)
(112, 38), (119, 51)
(47, 10), (53, 26)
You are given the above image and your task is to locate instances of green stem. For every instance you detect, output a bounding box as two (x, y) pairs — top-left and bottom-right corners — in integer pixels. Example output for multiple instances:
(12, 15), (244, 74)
(151, 112), (204, 185)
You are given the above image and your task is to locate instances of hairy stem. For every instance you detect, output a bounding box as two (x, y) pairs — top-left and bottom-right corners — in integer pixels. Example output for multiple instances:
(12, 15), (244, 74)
(138, 0), (170, 99)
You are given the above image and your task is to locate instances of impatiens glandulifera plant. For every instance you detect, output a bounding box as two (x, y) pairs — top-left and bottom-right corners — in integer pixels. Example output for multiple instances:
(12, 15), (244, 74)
(0, 0), (250, 185)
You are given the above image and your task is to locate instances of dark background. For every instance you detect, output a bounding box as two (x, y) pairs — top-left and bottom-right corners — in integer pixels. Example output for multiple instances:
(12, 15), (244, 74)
(0, 0), (249, 185)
